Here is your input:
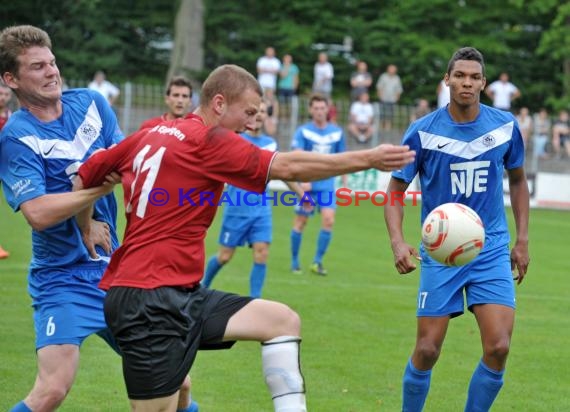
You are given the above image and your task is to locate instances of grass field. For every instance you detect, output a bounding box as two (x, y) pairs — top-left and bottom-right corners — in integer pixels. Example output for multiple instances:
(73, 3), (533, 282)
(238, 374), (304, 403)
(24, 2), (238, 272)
(1, 193), (569, 411)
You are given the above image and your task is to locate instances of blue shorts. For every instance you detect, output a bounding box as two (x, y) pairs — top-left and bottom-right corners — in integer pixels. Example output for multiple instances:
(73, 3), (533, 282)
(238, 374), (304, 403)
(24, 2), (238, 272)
(294, 190), (337, 216)
(219, 215), (272, 247)
(29, 263), (119, 352)
(416, 245), (515, 318)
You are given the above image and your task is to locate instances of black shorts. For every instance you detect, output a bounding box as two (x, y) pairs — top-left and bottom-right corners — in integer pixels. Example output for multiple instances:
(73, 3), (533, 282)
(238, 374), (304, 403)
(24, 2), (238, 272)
(104, 285), (253, 400)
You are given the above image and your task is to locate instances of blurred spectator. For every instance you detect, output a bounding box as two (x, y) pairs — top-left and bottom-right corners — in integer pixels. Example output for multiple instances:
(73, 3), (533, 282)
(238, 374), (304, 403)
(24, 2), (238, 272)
(552, 110), (570, 159)
(312, 52), (334, 98)
(376, 64), (403, 132)
(436, 79), (450, 109)
(348, 92), (374, 144)
(277, 54), (299, 103)
(410, 98), (431, 122)
(350, 61), (373, 101)
(485, 72), (520, 111)
(516, 107), (533, 148)
(263, 88), (279, 136)
(256, 46), (281, 93)
(88, 70), (120, 106)
(0, 81), (13, 130)
(531, 108), (551, 160)
(0, 81), (12, 259)
(326, 97), (338, 124)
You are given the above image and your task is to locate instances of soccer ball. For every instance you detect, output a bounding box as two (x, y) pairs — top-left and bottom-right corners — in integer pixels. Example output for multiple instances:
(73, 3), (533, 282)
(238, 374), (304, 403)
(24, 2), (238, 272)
(421, 203), (485, 266)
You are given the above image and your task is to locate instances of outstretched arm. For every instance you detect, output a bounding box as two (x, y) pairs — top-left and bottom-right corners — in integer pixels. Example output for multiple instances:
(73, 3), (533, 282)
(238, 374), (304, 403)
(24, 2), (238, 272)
(269, 144), (415, 182)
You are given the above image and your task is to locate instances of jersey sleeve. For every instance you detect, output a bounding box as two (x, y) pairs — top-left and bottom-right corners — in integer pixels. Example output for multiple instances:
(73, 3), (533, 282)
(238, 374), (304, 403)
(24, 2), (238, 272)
(78, 135), (137, 188)
(198, 127), (276, 193)
(504, 119), (525, 170)
(0, 137), (46, 211)
(291, 127), (305, 150)
(392, 124), (421, 183)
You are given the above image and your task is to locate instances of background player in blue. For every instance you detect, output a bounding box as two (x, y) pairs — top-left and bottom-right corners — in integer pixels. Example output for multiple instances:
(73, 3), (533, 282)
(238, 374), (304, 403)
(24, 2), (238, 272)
(0, 25), (123, 412)
(384, 47), (530, 411)
(203, 100), (308, 297)
(290, 93), (347, 276)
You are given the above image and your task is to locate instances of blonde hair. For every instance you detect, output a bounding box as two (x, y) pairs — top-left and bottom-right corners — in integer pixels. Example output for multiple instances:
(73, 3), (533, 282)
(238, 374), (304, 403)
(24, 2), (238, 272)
(200, 64), (262, 106)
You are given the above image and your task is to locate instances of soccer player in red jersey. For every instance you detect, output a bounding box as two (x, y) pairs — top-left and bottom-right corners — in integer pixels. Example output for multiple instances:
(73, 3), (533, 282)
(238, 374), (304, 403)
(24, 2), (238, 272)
(75, 64), (415, 411)
(139, 76), (194, 130)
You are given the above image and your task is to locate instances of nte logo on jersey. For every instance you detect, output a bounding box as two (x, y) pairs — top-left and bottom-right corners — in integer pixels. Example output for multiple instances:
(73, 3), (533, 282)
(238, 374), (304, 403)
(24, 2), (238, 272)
(450, 160), (490, 198)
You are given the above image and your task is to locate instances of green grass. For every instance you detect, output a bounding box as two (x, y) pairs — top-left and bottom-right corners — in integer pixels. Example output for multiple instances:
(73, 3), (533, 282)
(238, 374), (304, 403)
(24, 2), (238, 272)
(1, 195), (569, 411)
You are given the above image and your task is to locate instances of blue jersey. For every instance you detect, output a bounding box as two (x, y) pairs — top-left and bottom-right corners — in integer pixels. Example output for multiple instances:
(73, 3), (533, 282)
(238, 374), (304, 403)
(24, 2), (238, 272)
(393, 104), (524, 250)
(291, 122), (345, 191)
(222, 132), (277, 218)
(0, 89), (124, 269)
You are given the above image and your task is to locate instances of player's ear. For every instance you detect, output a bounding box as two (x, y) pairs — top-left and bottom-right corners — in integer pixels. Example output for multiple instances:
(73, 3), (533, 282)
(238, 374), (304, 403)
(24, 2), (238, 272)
(212, 94), (226, 115)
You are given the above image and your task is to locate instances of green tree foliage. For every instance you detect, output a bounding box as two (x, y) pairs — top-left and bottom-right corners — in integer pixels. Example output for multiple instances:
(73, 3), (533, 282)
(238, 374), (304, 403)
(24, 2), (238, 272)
(1, 0), (567, 109)
(0, 0), (176, 82)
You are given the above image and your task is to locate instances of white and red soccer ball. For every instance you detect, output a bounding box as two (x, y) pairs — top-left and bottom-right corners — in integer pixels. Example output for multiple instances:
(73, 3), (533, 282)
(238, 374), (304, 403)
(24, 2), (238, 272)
(421, 203), (485, 266)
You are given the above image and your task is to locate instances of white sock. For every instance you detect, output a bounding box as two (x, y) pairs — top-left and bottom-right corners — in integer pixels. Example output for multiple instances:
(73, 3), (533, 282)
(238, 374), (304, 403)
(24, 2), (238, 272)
(262, 336), (306, 412)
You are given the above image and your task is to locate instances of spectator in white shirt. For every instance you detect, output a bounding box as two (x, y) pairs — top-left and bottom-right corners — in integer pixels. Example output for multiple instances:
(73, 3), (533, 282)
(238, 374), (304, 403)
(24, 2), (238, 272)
(256, 47), (281, 92)
(348, 92), (374, 144)
(88, 70), (120, 106)
(485, 72), (520, 111)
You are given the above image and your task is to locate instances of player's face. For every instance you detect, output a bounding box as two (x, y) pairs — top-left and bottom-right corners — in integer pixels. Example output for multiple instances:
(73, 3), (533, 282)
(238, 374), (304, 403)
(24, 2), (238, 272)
(309, 101), (329, 125)
(219, 88), (261, 133)
(165, 85), (192, 118)
(251, 102), (267, 135)
(446, 60), (485, 108)
(5, 46), (62, 104)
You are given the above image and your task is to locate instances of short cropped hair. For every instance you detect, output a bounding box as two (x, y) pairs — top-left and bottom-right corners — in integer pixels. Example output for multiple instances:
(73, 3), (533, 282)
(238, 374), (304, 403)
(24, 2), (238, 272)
(200, 65), (262, 106)
(165, 76), (192, 96)
(0, 25), (52, 76)
(308, 93), (328, 107)
(446, 47), (485, 76)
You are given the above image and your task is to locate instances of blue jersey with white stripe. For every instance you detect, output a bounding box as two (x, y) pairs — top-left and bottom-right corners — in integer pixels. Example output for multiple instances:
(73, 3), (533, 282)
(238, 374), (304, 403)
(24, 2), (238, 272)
(393, 104), (524, 250)
(0, 89), (124, 269)
(223, 133), (277, 217)
(291, 122), (345, 191)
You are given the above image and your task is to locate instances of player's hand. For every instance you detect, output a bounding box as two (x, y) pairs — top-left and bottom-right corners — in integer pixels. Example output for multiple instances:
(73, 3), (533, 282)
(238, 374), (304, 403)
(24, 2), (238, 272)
(81, 219), (111, 258)
(104, 171), (121, 186)
(370, 144), (415, 171)
(300, 182), (312, 192)
(511, 240), (529, 285)
(391, 241), (421, 274)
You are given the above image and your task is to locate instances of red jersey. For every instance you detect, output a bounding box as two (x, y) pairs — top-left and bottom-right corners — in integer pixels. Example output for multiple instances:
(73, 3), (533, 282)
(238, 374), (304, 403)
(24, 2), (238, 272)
(79, 114), (276, 290)
(138, 114), (168, 130)
(0, 109), (12, 130)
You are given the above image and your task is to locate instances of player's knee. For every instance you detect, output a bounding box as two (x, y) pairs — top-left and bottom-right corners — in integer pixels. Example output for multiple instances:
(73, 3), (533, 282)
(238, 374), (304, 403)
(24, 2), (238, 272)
(415, 340), (442, 363)
(484, 338), (511, 361)
(275, 305), (301, 336)
(293, 216), (307, 231)
(34, 382), (70, 410)
(253, 247), (269, 263)
(217, 250), (233, 264)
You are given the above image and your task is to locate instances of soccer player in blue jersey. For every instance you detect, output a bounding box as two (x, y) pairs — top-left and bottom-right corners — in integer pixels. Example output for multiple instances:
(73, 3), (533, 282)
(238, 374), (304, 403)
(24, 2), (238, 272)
(384, 47), (530, 411)
(203, 100), (308, 297)
(290, 93), (347, 276)
(0, 25), (124, 412)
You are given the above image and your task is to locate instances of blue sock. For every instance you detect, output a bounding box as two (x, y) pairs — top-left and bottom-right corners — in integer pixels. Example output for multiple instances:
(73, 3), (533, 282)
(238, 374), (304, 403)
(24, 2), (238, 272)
(249, 262), (266, 298)
(11, 402), (32, 412)
(402, 358), (431, 412)
(465, 359), (504, 412)
(314, 229), (332, 264)
(177, 400), (199, 412)
(291, 230), (302, 268)
(202, 255), (223, 288)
